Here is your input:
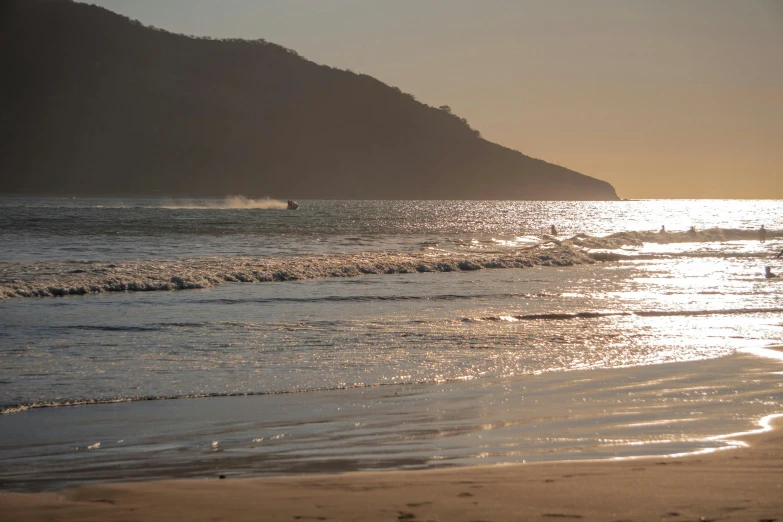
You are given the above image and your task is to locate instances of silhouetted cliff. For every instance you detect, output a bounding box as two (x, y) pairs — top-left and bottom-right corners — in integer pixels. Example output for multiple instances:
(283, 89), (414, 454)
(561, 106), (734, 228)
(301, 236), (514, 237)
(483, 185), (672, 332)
(0, 0), (619, 200)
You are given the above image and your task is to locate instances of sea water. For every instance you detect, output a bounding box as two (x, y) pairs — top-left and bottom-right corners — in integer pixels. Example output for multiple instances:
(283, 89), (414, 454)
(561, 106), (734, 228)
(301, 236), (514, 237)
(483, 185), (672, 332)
(0, 198), (781, 491)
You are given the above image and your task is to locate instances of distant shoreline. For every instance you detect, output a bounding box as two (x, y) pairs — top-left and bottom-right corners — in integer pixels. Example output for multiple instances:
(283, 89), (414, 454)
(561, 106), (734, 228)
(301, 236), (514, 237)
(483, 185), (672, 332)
(3, 194), (783, 201)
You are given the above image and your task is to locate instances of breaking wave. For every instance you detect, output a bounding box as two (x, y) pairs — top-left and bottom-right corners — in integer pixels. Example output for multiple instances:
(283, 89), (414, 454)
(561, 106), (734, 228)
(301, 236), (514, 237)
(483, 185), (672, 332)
(1, 226), (779, 299)
(0, 246), (593, 299)
(569, 227), (779, 248)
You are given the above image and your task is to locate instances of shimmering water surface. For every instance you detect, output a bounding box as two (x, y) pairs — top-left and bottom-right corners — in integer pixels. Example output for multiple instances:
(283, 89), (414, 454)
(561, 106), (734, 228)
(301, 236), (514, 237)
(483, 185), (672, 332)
(0, 198), (781, 491)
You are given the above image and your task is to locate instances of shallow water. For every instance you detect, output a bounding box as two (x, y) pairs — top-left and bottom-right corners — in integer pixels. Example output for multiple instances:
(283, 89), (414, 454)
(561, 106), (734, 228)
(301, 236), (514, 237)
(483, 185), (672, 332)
(0, 198), (781, 491)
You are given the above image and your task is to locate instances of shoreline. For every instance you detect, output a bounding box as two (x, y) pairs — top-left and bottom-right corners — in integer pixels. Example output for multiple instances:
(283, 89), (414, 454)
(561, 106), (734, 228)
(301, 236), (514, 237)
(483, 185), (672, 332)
(7, 343), (783, 416)
(2, 414), (782, 521)
(2, 352), (782, 494)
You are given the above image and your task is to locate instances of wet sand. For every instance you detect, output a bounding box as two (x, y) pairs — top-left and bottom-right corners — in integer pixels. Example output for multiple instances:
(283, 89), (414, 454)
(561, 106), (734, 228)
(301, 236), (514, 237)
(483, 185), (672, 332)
(2, 415), (782, 522)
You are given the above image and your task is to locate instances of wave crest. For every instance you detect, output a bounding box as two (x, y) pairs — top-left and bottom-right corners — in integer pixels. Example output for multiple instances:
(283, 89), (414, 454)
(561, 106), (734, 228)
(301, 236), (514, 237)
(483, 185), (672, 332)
(0, 246), (594, 299)
(569, 227), (777, 249)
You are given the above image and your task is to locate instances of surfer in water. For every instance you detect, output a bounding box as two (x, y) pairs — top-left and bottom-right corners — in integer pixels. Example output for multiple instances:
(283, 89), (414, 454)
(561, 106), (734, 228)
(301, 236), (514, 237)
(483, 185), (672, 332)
(550, 224), (557, 236)
(759, 225), (766, 243)
(765, 266), (777, 278)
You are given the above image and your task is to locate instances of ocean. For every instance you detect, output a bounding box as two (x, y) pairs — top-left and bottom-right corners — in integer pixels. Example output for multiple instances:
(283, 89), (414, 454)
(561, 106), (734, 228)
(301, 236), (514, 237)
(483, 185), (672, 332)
(1, 197), (781, 491)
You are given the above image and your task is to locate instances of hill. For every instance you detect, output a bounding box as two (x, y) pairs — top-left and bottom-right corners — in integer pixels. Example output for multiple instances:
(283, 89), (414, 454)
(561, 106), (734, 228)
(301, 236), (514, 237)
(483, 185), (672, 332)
(0, 0), (619, 200)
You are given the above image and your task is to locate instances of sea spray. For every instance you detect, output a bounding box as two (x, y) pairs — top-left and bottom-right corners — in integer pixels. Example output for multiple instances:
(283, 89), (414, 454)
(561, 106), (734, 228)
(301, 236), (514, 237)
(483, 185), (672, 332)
(159, 195), (288, 210)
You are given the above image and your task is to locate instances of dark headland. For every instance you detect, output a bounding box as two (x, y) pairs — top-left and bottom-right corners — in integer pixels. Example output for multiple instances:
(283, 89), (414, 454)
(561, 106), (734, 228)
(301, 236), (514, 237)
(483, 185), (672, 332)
(0, 0), (619, 200)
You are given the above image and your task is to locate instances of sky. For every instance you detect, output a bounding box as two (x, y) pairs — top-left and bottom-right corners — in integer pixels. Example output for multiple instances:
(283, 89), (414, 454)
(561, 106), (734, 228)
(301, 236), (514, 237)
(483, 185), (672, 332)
(78, 0), (782, 199)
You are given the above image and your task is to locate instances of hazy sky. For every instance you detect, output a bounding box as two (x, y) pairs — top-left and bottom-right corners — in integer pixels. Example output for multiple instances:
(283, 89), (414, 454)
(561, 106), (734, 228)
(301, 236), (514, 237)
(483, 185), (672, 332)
(79, 0), (782, 199)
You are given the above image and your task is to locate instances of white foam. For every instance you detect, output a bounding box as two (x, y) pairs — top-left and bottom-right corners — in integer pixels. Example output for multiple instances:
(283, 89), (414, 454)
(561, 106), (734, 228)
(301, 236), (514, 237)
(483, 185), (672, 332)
(0, 245), (594, 299)
(738, 345), (783, 361)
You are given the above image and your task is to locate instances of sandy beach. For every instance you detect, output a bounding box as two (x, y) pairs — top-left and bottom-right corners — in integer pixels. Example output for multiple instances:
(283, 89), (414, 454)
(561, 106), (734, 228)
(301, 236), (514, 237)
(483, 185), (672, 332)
(4, 0), (783, 519)
(2, 415), (781, 522)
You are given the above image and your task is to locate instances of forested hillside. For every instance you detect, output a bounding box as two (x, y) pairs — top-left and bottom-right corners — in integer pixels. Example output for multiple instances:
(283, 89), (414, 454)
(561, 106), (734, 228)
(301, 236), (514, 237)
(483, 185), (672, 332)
(0, 0), (619, 200)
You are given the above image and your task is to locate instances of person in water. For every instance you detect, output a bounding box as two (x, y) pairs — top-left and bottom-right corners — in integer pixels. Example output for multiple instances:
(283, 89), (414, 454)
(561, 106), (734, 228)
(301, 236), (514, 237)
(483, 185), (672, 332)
(688, 226), (696, 234)
(550, 224), (557, 236)
(765, 266), (777, 278)
(659, 225), (665, 233)
(759, 225), (766, 242)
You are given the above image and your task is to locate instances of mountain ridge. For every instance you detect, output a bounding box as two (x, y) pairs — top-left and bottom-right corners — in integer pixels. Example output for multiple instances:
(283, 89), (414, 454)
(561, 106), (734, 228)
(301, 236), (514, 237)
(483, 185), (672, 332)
(0, 0), (619, 200)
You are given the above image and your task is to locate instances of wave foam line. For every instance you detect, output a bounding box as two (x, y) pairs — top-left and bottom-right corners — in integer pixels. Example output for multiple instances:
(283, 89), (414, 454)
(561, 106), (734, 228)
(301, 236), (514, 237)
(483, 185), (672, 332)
(0, 375), (481, 415)
(0, 246), (593, 299)
(589, 251), (773, 262)
(479, 307), (783, 322)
